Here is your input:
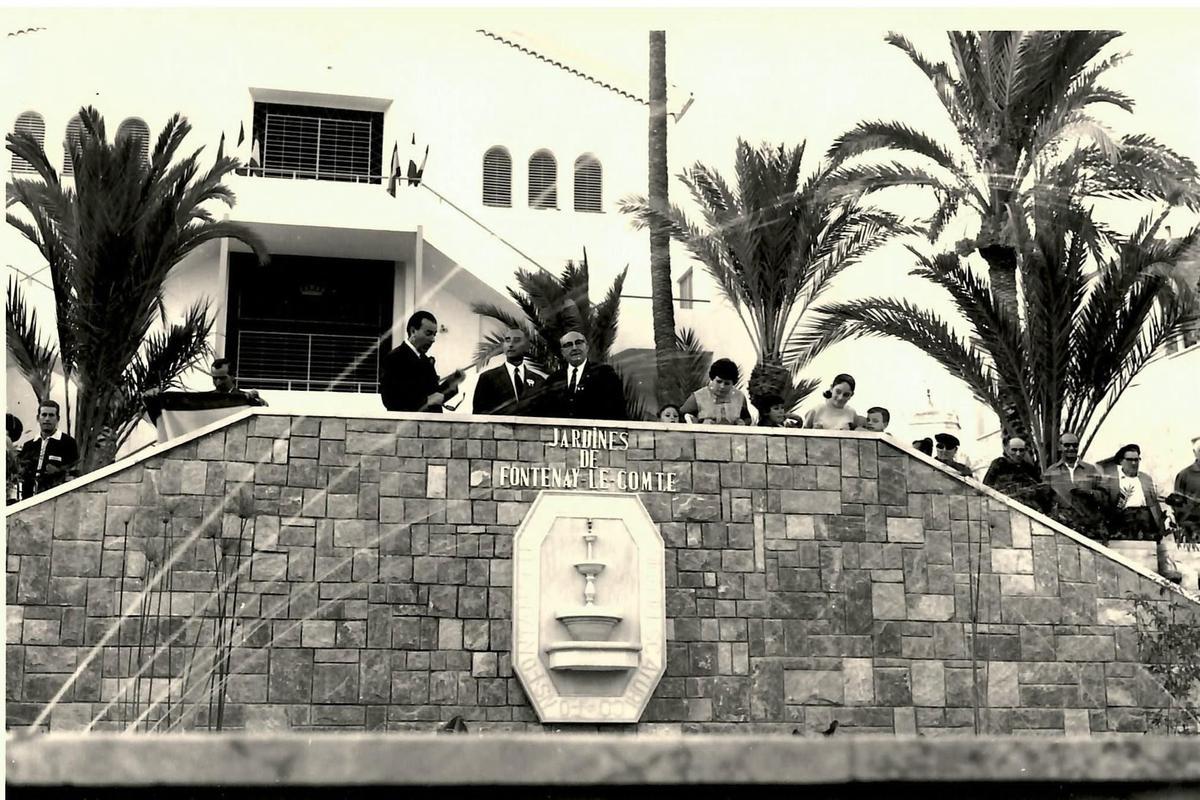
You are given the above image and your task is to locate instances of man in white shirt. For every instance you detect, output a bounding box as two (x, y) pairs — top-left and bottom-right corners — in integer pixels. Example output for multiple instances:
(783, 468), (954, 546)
(1101, 443), (1180, 582)
(471, 327), (546, 415)
(17, 400), (79, 498)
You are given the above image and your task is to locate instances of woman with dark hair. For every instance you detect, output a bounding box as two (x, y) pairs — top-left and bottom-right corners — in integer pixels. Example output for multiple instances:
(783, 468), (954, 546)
(681, 358), (751, 425)
(802, 373), (864, 430)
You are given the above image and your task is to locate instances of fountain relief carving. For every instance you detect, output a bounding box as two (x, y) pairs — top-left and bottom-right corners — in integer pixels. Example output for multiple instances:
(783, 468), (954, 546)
(512, 492), (666, 723)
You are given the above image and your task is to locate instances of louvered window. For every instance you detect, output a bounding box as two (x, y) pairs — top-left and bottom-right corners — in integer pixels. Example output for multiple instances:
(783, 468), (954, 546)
(10, 112), (44, 174)
(251, 102), (383, 183)
(528, 150), (557, 209)
(483, 146), (512, 207)
(678, 268), (694, 310)
(116, 118), (150, 163)
(63, 115), (83, 176)
(573, 154), (602, 213)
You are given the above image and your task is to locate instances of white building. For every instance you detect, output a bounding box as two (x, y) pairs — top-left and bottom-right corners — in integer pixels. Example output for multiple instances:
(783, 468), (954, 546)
(4, 13), (723, 450)
(5, 10), (1199, 488)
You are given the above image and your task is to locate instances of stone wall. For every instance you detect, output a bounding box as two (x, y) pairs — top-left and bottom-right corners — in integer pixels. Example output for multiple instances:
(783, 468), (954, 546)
(5, 411), (1195, 734)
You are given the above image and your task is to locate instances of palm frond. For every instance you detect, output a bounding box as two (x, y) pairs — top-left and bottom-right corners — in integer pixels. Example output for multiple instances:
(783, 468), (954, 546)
(6, 276), (59, 401)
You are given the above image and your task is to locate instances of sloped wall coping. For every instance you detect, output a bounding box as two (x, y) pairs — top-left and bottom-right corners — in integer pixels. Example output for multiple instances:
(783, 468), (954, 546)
(8, 732), (1200, 786)
(7, 408), (1196, 604)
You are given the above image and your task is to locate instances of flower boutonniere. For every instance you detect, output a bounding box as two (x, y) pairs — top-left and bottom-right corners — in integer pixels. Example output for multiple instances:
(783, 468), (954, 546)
(525, 377), (536, 387)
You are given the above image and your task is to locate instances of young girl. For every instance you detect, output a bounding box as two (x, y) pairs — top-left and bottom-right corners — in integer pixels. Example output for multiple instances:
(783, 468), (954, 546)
(658, 404), (682, 423)
(756, 393), (802, 428)
(802, 373), (863, 430)
(681, 358), (751, 425)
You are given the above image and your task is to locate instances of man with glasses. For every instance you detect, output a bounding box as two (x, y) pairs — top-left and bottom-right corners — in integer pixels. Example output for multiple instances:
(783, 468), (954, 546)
(983, 435), (1050, 511)
(1044, 432), (1102, 507)
(537, 330), (627, 421)
(1100, 443), (1181, 583)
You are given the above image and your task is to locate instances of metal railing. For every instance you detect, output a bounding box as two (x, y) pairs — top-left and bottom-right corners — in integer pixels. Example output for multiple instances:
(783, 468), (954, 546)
(235, 329), (382, 394)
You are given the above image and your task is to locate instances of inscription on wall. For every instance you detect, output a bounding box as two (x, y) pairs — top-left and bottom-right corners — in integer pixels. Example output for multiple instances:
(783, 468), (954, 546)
(497, 427), (679, 492)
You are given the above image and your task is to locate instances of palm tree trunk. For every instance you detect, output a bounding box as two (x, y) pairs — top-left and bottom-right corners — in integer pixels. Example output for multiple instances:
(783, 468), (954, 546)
(648, 30), (676, 407)
(978, 243), (1019, 321)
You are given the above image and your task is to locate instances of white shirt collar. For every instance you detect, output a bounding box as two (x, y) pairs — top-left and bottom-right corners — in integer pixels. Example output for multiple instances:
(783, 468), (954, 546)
(39, 430), (64, 443)
(404, 339), (424, 358)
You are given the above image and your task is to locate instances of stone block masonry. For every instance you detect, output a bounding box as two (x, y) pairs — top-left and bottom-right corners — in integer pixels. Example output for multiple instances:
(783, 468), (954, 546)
(5, 412), (1196, 734)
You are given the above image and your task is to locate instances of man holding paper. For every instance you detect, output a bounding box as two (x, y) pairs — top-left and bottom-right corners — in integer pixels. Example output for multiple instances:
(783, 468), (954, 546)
(380, 310), (464, 413)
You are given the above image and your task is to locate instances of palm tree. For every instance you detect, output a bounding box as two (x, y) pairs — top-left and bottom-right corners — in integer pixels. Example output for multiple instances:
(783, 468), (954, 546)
(471, 250), (625, 373)
(793, 194), (1200, 467)
(6, 106), (268, 471)
(621, 138), (912, 410)
(827, 30), (1200, 320)
(470, 250), (648, 418)
(648, 30), (677, 409)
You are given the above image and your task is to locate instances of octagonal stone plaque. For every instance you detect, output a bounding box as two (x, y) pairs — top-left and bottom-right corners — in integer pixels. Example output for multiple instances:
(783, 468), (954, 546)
(512, 491), (666, 723)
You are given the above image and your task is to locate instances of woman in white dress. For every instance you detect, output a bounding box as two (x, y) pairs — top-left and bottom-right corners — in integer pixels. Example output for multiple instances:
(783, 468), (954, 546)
(802, 373), (865, 430)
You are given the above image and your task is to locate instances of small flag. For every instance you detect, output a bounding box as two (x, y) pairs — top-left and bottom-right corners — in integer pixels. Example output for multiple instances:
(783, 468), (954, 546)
(250, 137), (261, 168)
(387, 142), (400, 197)
(411, 144), (429, 187)
(237, 122), (245, 148)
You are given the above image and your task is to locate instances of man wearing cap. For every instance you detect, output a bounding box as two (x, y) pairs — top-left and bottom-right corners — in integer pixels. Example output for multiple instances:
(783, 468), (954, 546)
(934, 433), (972, 477)
(1044, 432), (1103, 508)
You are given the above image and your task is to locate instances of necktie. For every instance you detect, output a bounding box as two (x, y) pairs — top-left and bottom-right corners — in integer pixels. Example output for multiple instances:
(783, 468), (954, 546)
(513, 366), (524, 399)
(568, 367), (578, 393)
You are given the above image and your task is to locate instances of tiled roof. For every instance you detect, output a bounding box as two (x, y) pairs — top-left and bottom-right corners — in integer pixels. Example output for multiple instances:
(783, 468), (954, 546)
(477, 29), (648, 106)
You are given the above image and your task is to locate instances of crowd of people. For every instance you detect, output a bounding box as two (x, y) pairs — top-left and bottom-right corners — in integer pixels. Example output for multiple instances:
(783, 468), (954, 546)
(7, 358), (267, 504)
(11, 310), (1200, 580)
(978, 432), (1200, 582)
(381, 313), (896, 432)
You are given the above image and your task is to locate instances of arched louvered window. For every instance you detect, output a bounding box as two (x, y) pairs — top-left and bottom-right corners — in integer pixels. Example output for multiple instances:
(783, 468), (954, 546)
(11, 112), (45, 174)
(528, 150), (557, 210)
(573, 154), (602, 213)
(482, 146), (512, 207)
(62, 115), (84, 177)
(117, 117), (151, 163)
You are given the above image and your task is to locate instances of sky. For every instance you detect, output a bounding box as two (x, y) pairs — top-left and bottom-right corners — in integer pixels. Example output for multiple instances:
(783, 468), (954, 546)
(4, 4), (1199, 465)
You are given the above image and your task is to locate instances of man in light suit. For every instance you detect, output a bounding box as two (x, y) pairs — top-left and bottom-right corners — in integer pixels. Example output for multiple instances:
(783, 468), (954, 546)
(472, 327), (545, 416)
(536, 330), (627, 421)
(380, 311), (463, 413)
(1043, 431), (1102, 508)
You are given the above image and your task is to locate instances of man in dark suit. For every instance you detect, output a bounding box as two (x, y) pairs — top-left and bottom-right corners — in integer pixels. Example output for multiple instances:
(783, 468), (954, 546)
(537, 330), (627, 421)
(934, 433), (973, 477)
(380, 310), (463, 412)
(18, 399), (79, 498)
(472, 327), (545, 415)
